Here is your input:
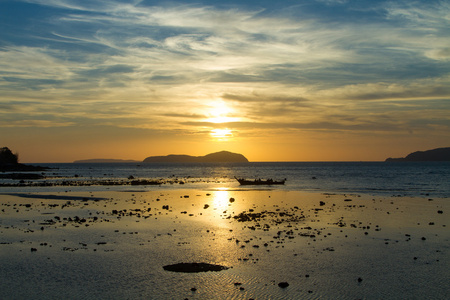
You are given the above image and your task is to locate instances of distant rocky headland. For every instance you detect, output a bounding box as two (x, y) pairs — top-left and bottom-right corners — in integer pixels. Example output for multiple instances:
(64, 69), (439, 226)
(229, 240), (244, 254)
(71, 151), (248, 164)
(385, 147), (450, 162)
(143, 151), (249, 163)
(0, 146), (48, 173)
(73, 159), (141, 163)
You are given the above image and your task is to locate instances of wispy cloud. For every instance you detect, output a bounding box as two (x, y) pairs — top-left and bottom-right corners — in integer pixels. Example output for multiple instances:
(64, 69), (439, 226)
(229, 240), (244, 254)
(1, 0), (449, 137)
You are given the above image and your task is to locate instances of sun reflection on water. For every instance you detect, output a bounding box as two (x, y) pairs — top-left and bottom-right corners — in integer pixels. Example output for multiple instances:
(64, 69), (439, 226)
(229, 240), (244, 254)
(212, 188), (232, 211)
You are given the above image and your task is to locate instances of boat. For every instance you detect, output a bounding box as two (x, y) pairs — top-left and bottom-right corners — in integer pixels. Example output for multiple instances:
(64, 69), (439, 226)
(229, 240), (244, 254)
(234, 177), (286, 185)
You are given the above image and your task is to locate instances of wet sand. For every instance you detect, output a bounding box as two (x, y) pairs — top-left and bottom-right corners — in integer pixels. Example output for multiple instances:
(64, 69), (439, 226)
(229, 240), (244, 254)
(0, 189), (448, 299)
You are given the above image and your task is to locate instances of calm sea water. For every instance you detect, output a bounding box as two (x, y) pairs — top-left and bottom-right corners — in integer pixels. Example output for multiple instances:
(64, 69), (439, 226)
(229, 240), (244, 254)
(1, 163), (449, 299)
(8, 161), (450, 197)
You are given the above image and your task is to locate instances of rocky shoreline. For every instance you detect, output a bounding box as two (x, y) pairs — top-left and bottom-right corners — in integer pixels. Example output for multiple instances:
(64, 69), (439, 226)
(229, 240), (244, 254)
(0, 178), (164, 187)
(0, 163), (49, 172)
(0, 174), (230, 187)
(0, 190), (448, 299)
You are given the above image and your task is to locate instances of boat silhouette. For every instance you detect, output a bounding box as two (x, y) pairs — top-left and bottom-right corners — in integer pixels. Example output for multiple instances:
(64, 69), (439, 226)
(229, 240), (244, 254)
(234, 177), (286, 185)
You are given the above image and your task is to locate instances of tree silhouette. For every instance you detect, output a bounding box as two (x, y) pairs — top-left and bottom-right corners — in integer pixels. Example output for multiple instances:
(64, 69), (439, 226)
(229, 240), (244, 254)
(0, 147), (19, 165)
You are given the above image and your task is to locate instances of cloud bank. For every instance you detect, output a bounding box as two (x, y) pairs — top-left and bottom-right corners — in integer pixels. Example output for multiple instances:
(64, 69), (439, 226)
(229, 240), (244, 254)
(0, 0), (449, 160)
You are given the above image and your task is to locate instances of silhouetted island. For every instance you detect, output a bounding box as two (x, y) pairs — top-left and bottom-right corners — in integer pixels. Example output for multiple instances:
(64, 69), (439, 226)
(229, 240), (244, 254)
(385, 147), (450, 162)
(143, 151), (249, 163)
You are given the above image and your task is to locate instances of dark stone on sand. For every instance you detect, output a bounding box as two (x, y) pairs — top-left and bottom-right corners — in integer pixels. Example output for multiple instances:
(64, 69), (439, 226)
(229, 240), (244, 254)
(358, 277), (363, 283)
(131, 179), (161, 185)
(233, 211), (264, 222)
(278, 282), (289, 288)
(163, 262), (229, 273)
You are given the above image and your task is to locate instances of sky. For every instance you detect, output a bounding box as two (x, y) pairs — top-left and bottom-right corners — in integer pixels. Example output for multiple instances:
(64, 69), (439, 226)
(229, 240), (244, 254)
(1, 0), (449, 162)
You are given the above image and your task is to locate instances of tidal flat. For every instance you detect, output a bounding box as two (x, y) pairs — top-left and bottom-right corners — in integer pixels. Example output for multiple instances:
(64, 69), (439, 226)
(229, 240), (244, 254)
(0, 189), (448, 299)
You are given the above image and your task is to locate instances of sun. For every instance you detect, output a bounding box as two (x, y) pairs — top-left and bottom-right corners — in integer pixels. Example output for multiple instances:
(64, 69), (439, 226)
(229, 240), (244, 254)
(204, 100), (240, 140)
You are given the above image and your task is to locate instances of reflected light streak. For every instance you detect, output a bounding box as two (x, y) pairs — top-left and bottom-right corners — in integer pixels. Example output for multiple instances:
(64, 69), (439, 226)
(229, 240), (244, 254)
(212, 188), (232, 211)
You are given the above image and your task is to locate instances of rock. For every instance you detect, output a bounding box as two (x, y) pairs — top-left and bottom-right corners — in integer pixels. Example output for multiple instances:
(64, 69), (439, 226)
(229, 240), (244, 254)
(163, 262), (229, 273)
(278, 282), (289, 288)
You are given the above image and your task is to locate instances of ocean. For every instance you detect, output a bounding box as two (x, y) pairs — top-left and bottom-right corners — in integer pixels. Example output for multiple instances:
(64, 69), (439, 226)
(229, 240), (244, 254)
(1, 162), (449, 299)
(5, 161), (450, 197)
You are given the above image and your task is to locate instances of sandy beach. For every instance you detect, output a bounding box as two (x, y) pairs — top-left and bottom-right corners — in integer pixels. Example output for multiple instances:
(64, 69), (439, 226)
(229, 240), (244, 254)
(0, 189), (448, 299)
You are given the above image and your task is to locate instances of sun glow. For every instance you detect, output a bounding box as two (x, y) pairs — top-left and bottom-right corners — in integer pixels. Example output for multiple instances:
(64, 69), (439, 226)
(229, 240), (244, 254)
(210, 128), (233, 139)
(208, 116), (236, 124)
(205, 100), (239, 124)
(205, 100), (239, 140)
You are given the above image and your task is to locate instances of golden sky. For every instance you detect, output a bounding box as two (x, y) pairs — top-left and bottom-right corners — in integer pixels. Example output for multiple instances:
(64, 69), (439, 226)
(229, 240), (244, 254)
(1, 0), (449, 162)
